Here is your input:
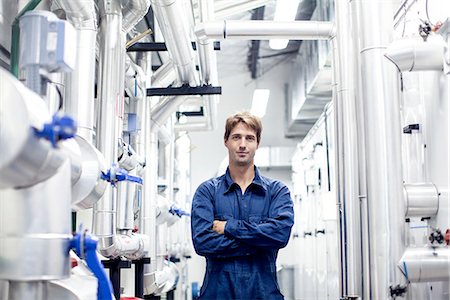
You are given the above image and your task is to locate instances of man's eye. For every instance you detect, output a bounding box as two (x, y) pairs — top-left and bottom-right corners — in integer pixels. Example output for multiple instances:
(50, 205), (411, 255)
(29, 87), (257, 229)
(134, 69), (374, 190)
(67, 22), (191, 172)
(232, 135), (240, 140)
(247, 136), (255, 141)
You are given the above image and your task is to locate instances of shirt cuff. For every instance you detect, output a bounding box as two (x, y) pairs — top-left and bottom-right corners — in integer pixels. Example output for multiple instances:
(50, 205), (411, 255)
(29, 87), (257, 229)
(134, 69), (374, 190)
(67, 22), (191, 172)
(224, 218), (238, 238)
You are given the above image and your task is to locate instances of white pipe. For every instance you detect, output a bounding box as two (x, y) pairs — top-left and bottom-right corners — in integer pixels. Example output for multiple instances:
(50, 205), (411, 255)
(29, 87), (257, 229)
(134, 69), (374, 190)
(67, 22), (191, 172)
(384, 35), (446, 72)
(403, 183), (439, 218)
(151, 62), (177, 88)
(398, 247), (450, 282)
(151, 0), (198, 85)
(51, 1), (97, 143)
(125, 55), (147, 102)
(333, 0), (362, 297)
(122, 0), (150, 33)
(195, 20), (335, 41)
(355, 0), (406, 298)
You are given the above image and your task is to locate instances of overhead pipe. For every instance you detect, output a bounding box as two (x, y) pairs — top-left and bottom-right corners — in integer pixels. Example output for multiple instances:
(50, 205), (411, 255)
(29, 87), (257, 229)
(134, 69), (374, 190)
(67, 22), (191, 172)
(175, 0), (218, 132)
(194, 20), (335, 41)
(384, 34), (446, 72)
(403, 183), (439, 218)
(122, 0), (150, 33)
(354, 0), (406, 298)
(151, 0), (199, 86)
(332, 0), (362, 298)
(398, 247), (450, 282)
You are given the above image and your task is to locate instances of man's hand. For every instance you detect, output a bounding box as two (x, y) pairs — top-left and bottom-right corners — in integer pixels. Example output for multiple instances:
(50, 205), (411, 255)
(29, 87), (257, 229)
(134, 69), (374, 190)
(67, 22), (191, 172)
(212, 220), (227, 234)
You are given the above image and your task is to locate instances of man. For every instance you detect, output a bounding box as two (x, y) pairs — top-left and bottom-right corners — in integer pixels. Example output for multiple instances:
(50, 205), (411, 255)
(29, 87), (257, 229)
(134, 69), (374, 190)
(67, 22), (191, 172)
(191, 111), (294, 299)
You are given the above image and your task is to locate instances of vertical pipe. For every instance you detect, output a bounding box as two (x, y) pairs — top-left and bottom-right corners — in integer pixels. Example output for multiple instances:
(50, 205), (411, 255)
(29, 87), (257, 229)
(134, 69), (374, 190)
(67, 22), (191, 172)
(334, 0), (363, 298)
(93, 0), (123, 257)
(354, 0), (406, 298)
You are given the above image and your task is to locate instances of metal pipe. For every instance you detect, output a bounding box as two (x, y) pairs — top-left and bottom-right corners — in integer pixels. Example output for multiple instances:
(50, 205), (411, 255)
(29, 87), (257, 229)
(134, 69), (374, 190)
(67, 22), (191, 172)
(355, 0), (406, 298)
(122, 0), (150, 33)
(92, 0), (123, 258)
(398, 247), (450, 282)
(384, 35), (445, 72)
(334, 0), (362, 297)
(195, 20), (335, 41)
(151, 62), (177, 87)
(151, 0), (198, 85)
(403, 183), (439, 218)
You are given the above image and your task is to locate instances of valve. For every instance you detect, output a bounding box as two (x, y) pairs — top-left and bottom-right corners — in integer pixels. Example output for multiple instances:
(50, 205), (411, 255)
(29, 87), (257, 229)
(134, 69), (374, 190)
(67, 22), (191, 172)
(33, 113), (77, 147)
(389, 284), (408, 298)
(419, 20), (432, 41)
(428, 228), (445, 245)
(70, 230), (113, 300)
(100, 164), (143, 187)
(169, 205), (190, 217)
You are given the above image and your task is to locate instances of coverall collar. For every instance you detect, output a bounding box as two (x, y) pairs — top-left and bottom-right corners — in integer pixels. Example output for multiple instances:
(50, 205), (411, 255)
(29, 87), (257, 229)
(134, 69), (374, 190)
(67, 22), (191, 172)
(223, 166), (268, 194)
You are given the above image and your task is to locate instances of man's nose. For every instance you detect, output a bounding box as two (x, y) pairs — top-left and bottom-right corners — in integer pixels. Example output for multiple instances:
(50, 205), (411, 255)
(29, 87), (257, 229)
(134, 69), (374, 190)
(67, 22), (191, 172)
(238, 138), (247, 148)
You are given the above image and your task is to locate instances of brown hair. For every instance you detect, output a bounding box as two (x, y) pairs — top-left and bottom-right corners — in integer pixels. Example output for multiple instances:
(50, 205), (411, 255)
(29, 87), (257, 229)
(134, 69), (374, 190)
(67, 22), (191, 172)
(224, 111), (262, 144)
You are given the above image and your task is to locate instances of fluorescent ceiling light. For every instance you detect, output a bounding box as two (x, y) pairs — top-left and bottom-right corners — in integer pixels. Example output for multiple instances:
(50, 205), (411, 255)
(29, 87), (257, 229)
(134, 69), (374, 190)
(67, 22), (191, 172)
(251, 89), (270, 118)
(269, 0), (300, 50)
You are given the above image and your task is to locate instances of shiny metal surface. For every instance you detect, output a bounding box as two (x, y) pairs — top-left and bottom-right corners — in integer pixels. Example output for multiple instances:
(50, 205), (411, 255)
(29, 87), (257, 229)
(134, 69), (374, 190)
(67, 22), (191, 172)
(334, 0), (362, 297)
(64, 29), (96, 144)
(404, 183), (439, 217)
(195, 20), (335, 41)
(398, 247), (450, 282)
(151, 0), (199, 85)
(117, 180), (138, 232)
(71, 136), (107, 210)
(122, 0), (150, 33)
(0, 68), (66, 189)
(355, 0), (406, 298)
(151, 61), (177, 87)
(0, 161), (72, 280)
(51, 0), (97, 30)
(93, 0), (123, 257)
(385, 35), (445, 72)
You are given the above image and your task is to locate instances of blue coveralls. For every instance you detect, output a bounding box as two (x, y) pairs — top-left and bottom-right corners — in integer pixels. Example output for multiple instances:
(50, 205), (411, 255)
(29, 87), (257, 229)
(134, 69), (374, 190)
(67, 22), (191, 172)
(191, 167), (294, 300)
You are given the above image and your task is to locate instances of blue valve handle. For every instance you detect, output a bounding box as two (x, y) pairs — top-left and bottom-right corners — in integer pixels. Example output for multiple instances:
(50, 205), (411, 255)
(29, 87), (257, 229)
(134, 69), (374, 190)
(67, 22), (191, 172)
(70, 232), (114, 300)
(33, 113), (77, 147)
(101, 165), (143, 186)
(169, 205), (190, 217)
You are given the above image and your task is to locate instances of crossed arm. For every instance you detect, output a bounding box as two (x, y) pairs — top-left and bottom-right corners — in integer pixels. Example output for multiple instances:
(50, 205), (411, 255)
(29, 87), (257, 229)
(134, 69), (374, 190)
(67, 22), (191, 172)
(191, 182), (294, 258)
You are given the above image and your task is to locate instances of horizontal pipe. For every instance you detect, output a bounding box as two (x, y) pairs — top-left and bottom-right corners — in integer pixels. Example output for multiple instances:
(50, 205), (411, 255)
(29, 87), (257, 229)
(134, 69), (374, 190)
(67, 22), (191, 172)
(403, 183), (439, 218)
(195, 20), (336, 41)
(384, 35), (445, 72)
(398, 247), (450, 282)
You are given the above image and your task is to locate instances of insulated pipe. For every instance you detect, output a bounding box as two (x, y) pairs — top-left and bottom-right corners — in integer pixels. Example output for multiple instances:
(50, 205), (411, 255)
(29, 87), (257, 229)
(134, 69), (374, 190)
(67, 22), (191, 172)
(398, 247), (450, 282)
(151, 62), (177, 87)
(354, 0), (406, 298)
(93, 0), (123, 258)
(194, 20), (335, 41)
(52, 0), (97, 143)
(151, 0), (199, 85)
(122, 0), (150, 33)
(384, 35), (446, 72)
(403, 183), (439, 218)
(333, 0), (362, 298)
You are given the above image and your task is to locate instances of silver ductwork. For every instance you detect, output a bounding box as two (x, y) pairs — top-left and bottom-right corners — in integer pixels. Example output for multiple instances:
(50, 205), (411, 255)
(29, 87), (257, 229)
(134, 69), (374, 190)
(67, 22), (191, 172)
(403, 183), (439, 218)
(333, 0), (362, 298)
(398, 247), (450, 282)
(52, 0), (97, 144)
(151, 0), (198, 85)
(385, 34), (446, 72)
(195, 20), (335, 41)
(354, 0), (406, 297)
(122, 0), (150, 33)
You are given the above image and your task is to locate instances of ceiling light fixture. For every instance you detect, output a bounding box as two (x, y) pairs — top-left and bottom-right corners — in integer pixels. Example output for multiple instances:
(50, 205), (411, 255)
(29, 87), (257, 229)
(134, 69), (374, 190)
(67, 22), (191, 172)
(251, 89), (270, 118)
(269, 0), (300, 50)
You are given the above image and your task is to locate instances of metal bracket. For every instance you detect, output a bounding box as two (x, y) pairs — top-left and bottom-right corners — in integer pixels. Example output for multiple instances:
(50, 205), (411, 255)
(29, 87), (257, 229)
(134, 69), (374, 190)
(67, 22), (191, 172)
(146, 84), (222, 97)
(127, 41), (221, 52)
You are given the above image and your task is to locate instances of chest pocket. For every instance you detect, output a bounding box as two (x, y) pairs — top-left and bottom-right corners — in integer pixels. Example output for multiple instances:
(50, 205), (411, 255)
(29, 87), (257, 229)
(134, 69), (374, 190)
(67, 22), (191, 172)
(248, 187), (270, 219)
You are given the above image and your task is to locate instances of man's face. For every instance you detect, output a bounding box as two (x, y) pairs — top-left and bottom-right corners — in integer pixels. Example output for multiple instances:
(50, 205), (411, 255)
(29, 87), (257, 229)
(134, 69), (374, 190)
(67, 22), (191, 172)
(224, 122), (259, 167)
